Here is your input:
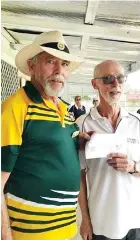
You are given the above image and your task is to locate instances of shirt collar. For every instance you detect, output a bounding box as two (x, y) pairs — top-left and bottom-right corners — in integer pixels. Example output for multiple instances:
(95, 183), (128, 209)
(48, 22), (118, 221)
(23, 81), (43, 103)
(75, 104), (83, 110)
(23, 81), (69, 108)
(90, 106), (129, 121)
(90, 107), (103, 120)
(119, 107), (129, 118)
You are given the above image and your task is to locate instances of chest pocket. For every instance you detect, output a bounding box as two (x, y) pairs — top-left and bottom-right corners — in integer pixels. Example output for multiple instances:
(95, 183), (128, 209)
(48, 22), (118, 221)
(127, 137), (140, 162)
(116, 117), (140, 162)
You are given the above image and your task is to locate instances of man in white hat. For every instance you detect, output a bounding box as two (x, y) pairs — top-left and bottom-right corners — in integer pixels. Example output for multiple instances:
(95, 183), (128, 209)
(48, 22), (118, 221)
(77, 60), (140, 240)
(1, 30), (88, 240)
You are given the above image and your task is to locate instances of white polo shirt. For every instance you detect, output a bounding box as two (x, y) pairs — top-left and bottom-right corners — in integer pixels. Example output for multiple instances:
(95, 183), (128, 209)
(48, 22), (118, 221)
(77, 107), (140, 239)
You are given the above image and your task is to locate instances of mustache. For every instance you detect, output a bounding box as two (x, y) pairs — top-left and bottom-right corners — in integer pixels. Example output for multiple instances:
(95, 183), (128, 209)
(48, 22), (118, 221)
(45, 74), (65, 83)
(109, 87), (121, 92)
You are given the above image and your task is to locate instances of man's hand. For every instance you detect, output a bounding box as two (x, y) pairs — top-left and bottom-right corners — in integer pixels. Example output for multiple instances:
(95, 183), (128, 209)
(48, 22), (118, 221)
(107, 153), (134, 173)
(80, 218), (93, 240)
(79, 131), (95, 150)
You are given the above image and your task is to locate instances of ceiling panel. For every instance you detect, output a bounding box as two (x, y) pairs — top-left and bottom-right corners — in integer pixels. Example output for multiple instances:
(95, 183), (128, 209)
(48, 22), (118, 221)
(1, 1), (86, 24)
(96, 1), (140, 24)
(1, 0), (140, 86)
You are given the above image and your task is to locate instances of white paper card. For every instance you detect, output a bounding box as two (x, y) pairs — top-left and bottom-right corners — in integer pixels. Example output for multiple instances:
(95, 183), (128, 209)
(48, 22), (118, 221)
(85, 133), (127, 159)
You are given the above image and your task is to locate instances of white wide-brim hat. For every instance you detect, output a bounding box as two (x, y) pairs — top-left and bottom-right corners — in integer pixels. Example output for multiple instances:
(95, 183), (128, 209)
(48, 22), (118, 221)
(15, 30), (83, 76)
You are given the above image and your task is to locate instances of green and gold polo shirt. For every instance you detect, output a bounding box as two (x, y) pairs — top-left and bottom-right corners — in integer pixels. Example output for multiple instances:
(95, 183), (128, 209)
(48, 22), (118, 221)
(1, 81), (80, 240)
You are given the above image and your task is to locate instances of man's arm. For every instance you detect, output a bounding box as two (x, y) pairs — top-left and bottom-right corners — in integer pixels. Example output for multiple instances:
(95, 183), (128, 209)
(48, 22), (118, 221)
(78, 170), (93, 240)
(1, 172), (13, 240)
(1, 97), (26, 240)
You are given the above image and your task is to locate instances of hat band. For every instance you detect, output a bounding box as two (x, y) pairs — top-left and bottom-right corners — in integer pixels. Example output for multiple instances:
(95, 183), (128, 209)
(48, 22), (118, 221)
(41, 42), (69, 53)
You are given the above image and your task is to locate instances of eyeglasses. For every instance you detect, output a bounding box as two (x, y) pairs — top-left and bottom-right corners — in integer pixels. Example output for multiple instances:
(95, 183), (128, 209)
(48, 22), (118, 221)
(94, 75), (127, 85)
(76, 98), (81, 101)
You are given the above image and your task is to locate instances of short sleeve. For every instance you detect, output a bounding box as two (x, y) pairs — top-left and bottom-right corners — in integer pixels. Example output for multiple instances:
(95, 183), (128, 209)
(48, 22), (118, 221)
(1, 97), (26, 172)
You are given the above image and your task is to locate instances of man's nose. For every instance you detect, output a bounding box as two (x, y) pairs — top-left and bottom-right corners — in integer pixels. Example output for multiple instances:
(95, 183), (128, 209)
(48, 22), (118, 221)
(112, 78), (119, 86)
(54, 62), (63, 74)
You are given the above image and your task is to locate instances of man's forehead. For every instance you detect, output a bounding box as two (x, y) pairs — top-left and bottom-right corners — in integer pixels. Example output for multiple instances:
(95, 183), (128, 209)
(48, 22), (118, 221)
(98, 61), (124, 75)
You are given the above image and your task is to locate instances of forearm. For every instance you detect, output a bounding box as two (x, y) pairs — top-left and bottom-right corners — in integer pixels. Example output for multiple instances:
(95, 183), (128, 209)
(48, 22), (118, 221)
(1, 193), (12, 240)
(78, 170), (90, 220)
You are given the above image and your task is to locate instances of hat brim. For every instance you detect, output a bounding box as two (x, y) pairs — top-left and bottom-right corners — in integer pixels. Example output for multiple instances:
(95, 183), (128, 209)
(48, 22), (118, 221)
(15, 43), (83, 76)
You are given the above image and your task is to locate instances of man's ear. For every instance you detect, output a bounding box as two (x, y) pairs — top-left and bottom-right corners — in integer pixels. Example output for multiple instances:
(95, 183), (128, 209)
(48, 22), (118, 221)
(27, 59), (35, 74)
(91, 79), (98, 90)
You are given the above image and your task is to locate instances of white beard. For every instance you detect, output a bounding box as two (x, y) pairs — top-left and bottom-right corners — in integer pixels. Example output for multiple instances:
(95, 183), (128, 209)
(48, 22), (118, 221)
(99, 88), (121, 105)
(44, 74), (65, 97)
(45, 82), (65, 97)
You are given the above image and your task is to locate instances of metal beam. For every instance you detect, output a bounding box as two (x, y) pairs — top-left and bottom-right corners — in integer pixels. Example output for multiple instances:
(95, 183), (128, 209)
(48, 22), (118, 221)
(85, 0), (99, 25)
(81, 36), (90, 50)
(81, 0), (99, 50)
(1, 34), (17, 67)
(1, 27), (18, 43)
(7, 29), (140, 52)
(86, 49), (140, 62)
(88, 39), (140, 51)
(10, 42), (140, 62)
(2, 11), (140, 43)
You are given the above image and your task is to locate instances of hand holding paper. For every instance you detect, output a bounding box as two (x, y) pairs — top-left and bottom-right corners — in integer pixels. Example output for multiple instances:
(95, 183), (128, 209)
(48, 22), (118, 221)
(106, 152), (134, 173)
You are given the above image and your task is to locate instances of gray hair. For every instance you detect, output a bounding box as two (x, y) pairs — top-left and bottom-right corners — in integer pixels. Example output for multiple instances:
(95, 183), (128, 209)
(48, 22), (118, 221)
(29, 52), (44, 63)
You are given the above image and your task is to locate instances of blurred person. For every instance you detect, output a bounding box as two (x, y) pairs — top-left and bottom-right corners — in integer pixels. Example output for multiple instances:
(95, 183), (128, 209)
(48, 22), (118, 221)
(92, 98), (99, 108)
(69, 96), (86, 120)
(77, 60), (140, 240)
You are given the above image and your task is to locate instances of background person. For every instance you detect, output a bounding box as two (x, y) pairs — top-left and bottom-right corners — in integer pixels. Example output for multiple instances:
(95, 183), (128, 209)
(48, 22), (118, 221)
(92, 97), (99, 108)
(69, 96), (86, 120)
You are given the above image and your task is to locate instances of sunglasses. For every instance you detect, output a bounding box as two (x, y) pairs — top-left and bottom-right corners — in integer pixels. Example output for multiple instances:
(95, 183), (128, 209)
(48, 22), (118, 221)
(95, 75), (127, 85)
(76, 98), (81, 101)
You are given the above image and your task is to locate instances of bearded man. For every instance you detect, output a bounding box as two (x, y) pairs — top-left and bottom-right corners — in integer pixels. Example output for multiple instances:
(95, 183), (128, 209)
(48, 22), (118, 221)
(1, 30), (85, 240)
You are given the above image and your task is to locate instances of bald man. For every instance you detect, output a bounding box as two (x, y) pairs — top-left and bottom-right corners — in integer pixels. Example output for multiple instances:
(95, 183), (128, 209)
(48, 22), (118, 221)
(77, 60), (140, 240)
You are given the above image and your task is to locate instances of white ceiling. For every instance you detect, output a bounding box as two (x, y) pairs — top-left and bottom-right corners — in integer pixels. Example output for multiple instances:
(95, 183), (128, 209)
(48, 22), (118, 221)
(1, 0), (140, 86)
